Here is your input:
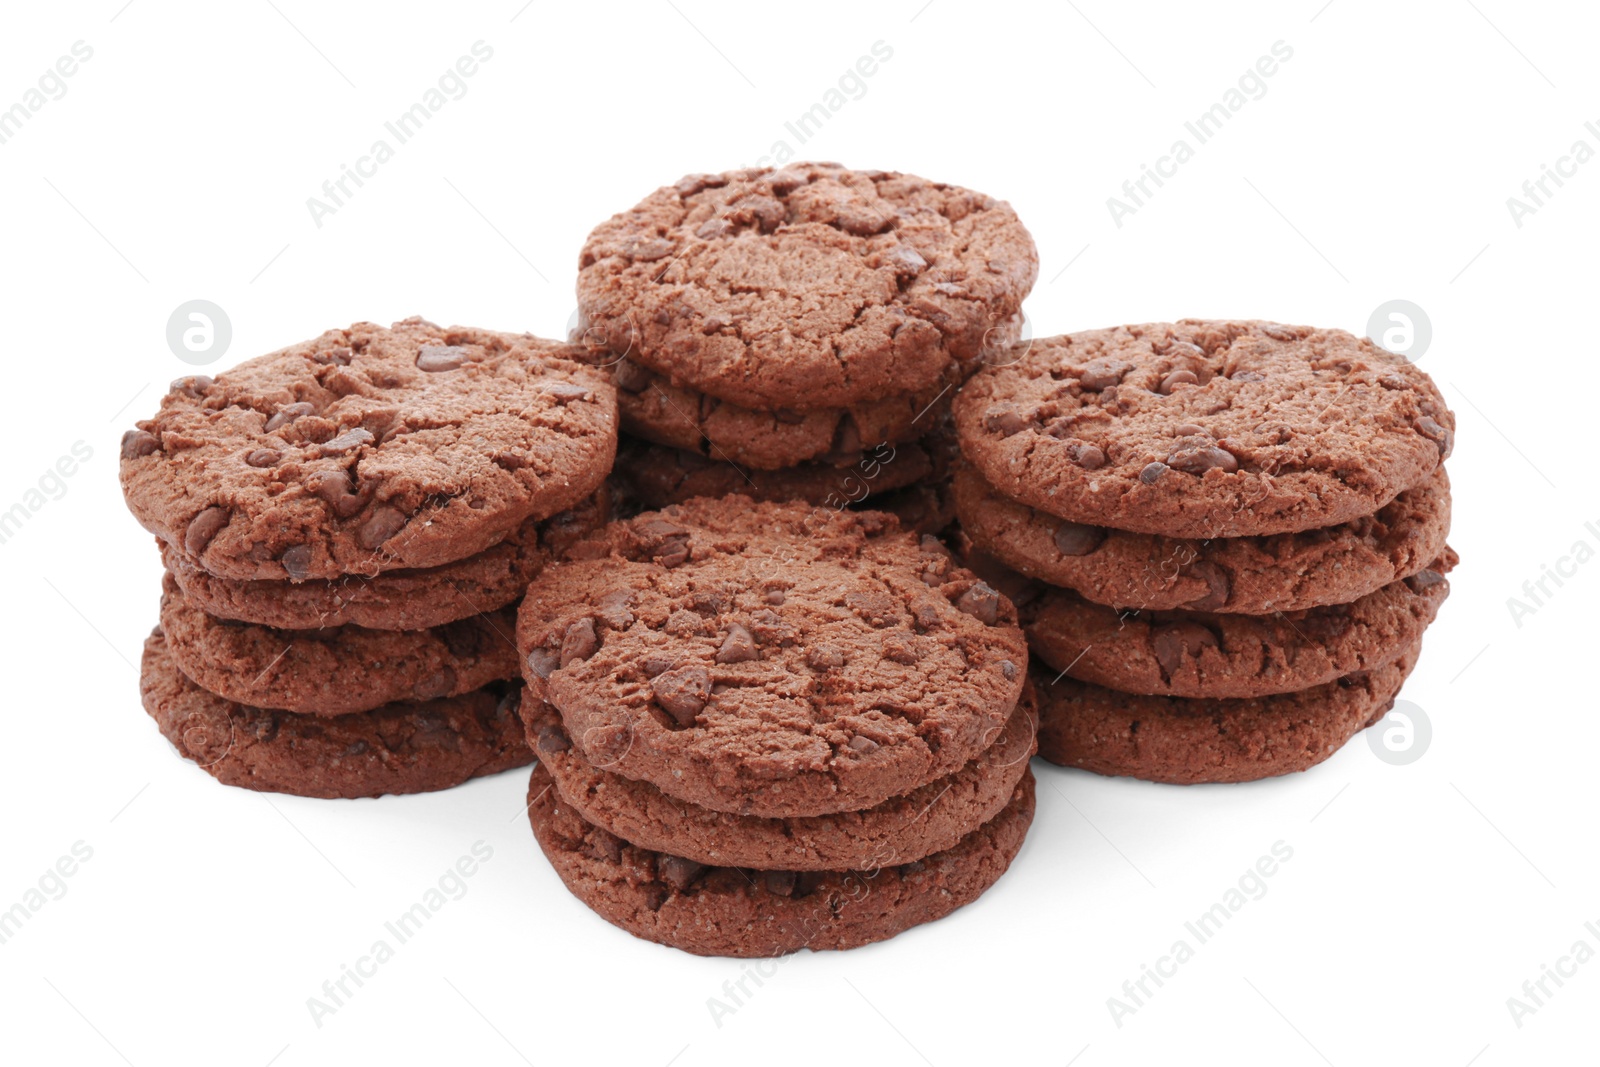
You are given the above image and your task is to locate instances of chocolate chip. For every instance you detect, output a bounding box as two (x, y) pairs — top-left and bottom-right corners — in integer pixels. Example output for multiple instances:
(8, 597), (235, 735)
(612, 360), (651, 393)
(623, 236), (676, 261)
(1166, 444), (1239, 475)
(1139, 462), (1169, 484)
(1406, 569), (1446, 593)
(588, 830), (623, 864)
(806, 645), (845, 669)
(358, 506), (407, 549)
(1067, 441), (1107, 470)
(825, 413), (862, 463)
(595, 590), (636, 629)
(1053, 521), (1106, 557)
(1173, 423), (1209, 438)
(1159, 369), (1200, 394)
(537, 724), (572, 753)
(416, 345), (468, 372)
(694, 217), (732, 239)
(543, 381), (593, 403)
(657, 855), (704, 891)
(264, 402), (315, 432)
(636, 518), (691, 567)
(1151, 622), (1220, 678)
(1231, 370), (1266, 383)
(955, 582), (1001, 625)
(1000, 659), (1017, 680)
(882, 633), (920, 665)
(773, 408), (806, 425)
(764, 588), (787, 606)
(121, 430), (160, 459)
(559, 617), (600, 667)
(280, 545), (313, 580)
(715, 624), (759, 664)
(170, 375), (214, 398)
(1184, 562), (1231, 612)
(982, 404), (1030, 437)
(847, 735), (880, 754)
(763, 870), (797, 897)
(414, 666), (457, 701)
(245, 448), (281, 468)
(1079, 358), (1131, 391)
(651, 666), (711, 726)
(676, 173), (721, 196)
(1163, 340), (1205, 358)
(318, 428), (374, 456)
(1416, 416), (1451, 455)
(885, 244), (927, 278)
(183, 507), (229, 556)
(526, 648), (560, 680)
(307, 470), (367, 519)
(1260, 324), (1299, 342)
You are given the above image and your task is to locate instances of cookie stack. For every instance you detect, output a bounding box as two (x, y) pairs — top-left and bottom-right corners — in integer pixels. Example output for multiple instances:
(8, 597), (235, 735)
(951, 320), (1456, 784)
(515, 499), (1037, 956)
(120, 318), (618, 798)
(573, 163), (1038, 531)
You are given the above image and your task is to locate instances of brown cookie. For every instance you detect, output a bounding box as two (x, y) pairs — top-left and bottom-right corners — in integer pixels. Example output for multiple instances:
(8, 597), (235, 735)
(954, 321), (1453, 538)
(159, 573), (519, 714)
(954, 463), (1452, 613)
(516, 499), (1027, 818)
(120, 318), (618, 582)
(611, 435), (932, 512)
(576, 163), (1037, 410)
(1033, 646), (1418, 784)
(527, 682), (1035, 870)
(611, 354), (959, 470)
(1024, 554), (1452, 698)
(526, 762), (1035, 956)
(160, 491), (607, 631)
(141, 630), (530, 799)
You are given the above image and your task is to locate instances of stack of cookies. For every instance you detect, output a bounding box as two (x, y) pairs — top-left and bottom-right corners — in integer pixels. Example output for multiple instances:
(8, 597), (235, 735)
(572, 163), (1038, 532)
(120, 318), (618, 798)
(951, 320), (1456, 784)
(514, 499), (1037, 956)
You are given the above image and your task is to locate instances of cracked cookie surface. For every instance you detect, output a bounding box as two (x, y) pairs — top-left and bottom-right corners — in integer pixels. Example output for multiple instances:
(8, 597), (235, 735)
(141, 630), (531, 799)
(516, 498), (1027, 818)
(121, 318), (617, 581)
(1023, 551), (1452, 698)
(576, 163), (1037, 410)
(954, 320), (1453, 538)
(954, 463), (1451, 613)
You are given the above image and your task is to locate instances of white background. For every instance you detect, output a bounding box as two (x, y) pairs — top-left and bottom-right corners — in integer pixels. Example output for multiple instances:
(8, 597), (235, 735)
(1, 1), (1594, 1064)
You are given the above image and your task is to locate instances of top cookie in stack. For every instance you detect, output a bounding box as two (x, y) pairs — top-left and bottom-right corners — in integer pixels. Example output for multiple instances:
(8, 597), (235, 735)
(951, 320), (1456, 784)
(120, 318), (618, 798)
(574, 163), (1036, 515)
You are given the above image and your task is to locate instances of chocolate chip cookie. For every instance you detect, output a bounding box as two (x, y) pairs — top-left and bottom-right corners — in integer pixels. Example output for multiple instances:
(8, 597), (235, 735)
(610, 354), (960, 471)
(121, 318), (617, 582)
(954, 321), (1453, 538)
(954, 463), (1452, 613)
(1033, 643), (1418, 784)
(1024, 553), (1452, 698)
(526, 762), (1035, 956)
(159, 574), (519, 714)
(526, 683), (1035, 870)
(611, 435), (933, 512)
(576, 164), (1038, 410)
(517, 499), (1027, 818)
(160, 491), (606, 631)
(141, 630), (530, 798)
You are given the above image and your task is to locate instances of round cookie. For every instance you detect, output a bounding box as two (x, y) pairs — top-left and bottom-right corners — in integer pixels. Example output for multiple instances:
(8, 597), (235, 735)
(526, 763), (1035, 957)
(121, 318), (618, 582)
(1033, 644), (1418, 784)
(611, 354), (959, 471)
(611, 435), (933, 512)
(159, 574), (520, 715)
(1024, 553), (1452, 698)
(516, 499), (1027, 818)
(954, 463), (1452, 614)
(141, 630), (531, 799)
(576, 163), (1038, 410)
(526, 682), (1036, 870)
(160, 491), (607, 631)
(954, 321), (1454, 538)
